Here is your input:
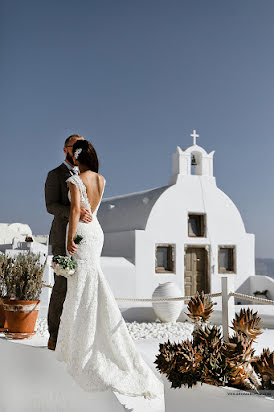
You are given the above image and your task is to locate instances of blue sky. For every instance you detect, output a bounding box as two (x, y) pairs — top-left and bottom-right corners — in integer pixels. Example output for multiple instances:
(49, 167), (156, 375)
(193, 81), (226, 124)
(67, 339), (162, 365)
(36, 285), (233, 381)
(1, 0), (274, 257)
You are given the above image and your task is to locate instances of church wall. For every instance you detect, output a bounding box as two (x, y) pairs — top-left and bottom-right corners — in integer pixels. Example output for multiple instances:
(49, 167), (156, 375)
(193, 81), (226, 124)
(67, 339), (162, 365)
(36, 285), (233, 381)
(135, 229), (185, 298)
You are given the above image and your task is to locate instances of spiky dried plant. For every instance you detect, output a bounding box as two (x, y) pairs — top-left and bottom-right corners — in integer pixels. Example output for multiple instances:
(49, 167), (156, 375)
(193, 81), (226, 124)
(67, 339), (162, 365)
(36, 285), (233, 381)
(185, 290), (214, 345)
(223, 334), (261, 390)
(155, 292), (272, 394)
(227, 363), (251, 388)
(200, 350), (230, 387)
(230, 308), (263, 342)
(185, 290), (214, 322)
(195, 324), (223, 353)
(154, 339), (204, 388)
(223, 334), (255, 363)
(252, 348), (274, 389)
(155, 324), (229, 388)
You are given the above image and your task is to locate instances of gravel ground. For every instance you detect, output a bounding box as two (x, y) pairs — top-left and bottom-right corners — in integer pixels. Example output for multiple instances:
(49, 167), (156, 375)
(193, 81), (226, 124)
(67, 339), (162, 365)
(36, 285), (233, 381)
(35, 317), (196, 340)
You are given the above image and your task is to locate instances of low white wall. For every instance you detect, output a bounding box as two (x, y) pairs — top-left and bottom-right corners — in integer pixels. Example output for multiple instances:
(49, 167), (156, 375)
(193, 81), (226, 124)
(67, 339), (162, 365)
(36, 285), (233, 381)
(101, 257), (136, 298)
(250, 275), (274, 300)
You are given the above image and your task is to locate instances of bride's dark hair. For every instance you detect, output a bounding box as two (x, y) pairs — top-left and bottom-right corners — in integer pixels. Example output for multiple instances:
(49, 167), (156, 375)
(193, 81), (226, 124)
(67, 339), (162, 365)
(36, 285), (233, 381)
(72, 139), (99, 173)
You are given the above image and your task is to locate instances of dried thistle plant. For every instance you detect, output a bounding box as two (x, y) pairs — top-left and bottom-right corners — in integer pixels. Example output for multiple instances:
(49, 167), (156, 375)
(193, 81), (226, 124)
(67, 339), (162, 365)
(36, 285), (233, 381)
(185, 290), (214, 323)
(252, 348), (274, 389)
(155, 290), (273, 394)
(185, 290), (214, 345)
(223, 334), (261, 390)
(230, 308), (263, 342)
(154, 339), (204, 388)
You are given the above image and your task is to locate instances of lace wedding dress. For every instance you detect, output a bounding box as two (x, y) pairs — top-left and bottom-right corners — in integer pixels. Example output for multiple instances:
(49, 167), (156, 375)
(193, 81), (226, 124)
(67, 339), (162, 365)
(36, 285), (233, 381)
(55, 174), (163, 399)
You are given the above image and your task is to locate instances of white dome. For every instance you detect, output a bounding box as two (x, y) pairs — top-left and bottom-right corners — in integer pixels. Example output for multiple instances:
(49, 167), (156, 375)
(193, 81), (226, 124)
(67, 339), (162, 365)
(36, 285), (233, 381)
(0, 223), (32, 244)
(145, 176), (246, 241)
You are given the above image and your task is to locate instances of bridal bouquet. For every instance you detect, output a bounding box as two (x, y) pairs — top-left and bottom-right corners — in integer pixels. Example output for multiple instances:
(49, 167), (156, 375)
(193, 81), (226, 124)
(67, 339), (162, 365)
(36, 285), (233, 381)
(51, 235), (83, 278)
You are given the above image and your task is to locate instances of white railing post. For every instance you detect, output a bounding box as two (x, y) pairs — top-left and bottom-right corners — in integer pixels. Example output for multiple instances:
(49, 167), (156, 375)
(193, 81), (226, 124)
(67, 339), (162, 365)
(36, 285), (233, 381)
(221, 276), (235, 342)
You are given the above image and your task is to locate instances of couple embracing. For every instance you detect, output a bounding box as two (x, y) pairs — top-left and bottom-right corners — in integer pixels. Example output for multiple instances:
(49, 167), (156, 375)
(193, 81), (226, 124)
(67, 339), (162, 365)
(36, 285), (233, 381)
(45, 134), (163, 399)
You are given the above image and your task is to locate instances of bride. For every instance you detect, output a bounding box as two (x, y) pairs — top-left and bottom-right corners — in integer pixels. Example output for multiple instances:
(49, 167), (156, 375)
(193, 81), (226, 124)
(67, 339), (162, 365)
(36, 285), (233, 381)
(55, 139), (163, 399)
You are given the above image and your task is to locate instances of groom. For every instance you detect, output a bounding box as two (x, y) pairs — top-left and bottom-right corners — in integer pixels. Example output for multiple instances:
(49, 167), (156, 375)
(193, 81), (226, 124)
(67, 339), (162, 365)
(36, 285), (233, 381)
(45, 134), (93, 350)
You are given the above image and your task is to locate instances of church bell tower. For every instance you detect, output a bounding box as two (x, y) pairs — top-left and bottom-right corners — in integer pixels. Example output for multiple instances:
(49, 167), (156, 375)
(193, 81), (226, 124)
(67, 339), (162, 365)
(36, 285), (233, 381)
(169, 130), (215, 185)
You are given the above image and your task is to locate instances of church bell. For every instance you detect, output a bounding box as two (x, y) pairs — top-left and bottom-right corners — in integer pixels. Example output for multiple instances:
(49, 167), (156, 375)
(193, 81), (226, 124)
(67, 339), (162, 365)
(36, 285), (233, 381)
(191, 154), (197, 166)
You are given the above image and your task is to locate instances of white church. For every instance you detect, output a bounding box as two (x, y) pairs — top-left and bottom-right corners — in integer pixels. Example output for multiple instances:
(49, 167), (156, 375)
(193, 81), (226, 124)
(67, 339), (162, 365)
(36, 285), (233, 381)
(98, 130), (260, 303)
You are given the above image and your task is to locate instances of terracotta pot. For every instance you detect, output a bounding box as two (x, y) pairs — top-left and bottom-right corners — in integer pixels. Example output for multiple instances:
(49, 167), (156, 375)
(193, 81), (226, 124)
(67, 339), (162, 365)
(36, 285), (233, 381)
(0, 297), (8, 330)
(3, 299), (40, 339)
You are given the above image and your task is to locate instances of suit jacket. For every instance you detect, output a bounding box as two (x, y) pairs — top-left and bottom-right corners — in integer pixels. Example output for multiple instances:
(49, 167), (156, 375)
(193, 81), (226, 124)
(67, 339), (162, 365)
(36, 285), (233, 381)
(45, 163), (73, 255)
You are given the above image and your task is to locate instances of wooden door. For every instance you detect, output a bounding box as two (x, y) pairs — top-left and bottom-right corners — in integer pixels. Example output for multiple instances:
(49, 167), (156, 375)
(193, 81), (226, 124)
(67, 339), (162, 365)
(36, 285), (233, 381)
(184, 248), (208, 301)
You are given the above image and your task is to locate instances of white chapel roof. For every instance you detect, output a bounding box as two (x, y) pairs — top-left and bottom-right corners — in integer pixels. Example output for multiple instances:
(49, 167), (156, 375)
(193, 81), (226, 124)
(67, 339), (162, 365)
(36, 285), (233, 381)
(0, 223), (32, 244)
(97, 184), (170, 232)
(183, 144), (214, 156)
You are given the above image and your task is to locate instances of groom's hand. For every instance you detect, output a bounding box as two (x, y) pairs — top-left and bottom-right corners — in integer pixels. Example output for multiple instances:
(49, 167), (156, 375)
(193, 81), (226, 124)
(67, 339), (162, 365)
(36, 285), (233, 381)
(80, 207), (93, 223)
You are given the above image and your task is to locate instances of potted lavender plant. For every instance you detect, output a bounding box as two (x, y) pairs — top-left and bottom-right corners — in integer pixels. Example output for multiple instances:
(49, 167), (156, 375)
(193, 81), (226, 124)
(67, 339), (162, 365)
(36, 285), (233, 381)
(2, 251), (46, 339)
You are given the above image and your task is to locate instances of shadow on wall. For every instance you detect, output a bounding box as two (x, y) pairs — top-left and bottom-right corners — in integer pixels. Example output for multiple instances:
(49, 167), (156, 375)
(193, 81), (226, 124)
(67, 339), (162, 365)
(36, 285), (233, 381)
(234, 277), (251, 304)
(0, 244), (12, 253)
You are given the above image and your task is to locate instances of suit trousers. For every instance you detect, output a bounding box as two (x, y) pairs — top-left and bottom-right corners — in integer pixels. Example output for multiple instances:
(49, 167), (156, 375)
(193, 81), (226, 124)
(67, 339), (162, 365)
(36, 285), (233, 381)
(47, 273), (67, 343)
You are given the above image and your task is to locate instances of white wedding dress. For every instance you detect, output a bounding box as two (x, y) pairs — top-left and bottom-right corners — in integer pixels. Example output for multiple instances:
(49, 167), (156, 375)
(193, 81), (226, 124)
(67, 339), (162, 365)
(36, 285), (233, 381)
(55, 174), (163, 399)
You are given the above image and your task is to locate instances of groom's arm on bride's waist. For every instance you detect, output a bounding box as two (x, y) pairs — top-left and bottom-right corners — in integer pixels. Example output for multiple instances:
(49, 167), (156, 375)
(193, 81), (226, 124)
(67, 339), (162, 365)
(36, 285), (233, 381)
(45, 169), (70, 219)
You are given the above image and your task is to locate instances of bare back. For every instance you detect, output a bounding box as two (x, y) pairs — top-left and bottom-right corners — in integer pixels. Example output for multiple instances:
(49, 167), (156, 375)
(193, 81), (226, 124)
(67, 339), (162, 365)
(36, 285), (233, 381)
(79, 171), (105, 214)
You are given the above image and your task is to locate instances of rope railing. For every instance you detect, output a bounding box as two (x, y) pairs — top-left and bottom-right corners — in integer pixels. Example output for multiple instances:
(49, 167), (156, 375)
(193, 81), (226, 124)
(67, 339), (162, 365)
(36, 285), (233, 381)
(115, 292), (222, 302)
(42, 281), (274, 305)
(230, 291), (274, 305)
(42, 282), (222, 302)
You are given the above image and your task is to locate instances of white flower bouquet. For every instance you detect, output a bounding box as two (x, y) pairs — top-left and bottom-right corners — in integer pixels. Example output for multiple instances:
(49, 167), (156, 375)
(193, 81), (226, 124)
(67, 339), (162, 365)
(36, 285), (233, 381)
(52, 256), (77, 277)
(51, 235), (83, 278)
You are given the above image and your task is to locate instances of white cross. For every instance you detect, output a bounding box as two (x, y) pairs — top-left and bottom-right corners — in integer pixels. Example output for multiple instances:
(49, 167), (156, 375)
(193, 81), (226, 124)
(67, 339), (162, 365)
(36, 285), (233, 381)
(190, 129), (199, 145)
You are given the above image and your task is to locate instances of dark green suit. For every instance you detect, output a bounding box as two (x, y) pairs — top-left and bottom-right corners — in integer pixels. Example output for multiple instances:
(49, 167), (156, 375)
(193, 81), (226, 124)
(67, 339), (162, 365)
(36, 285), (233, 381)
(45, 162), (73, 343)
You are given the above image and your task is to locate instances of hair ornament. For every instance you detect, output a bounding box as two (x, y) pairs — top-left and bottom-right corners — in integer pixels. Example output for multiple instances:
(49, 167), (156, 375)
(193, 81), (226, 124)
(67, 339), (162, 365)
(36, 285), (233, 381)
(74, 148), (82, 159)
